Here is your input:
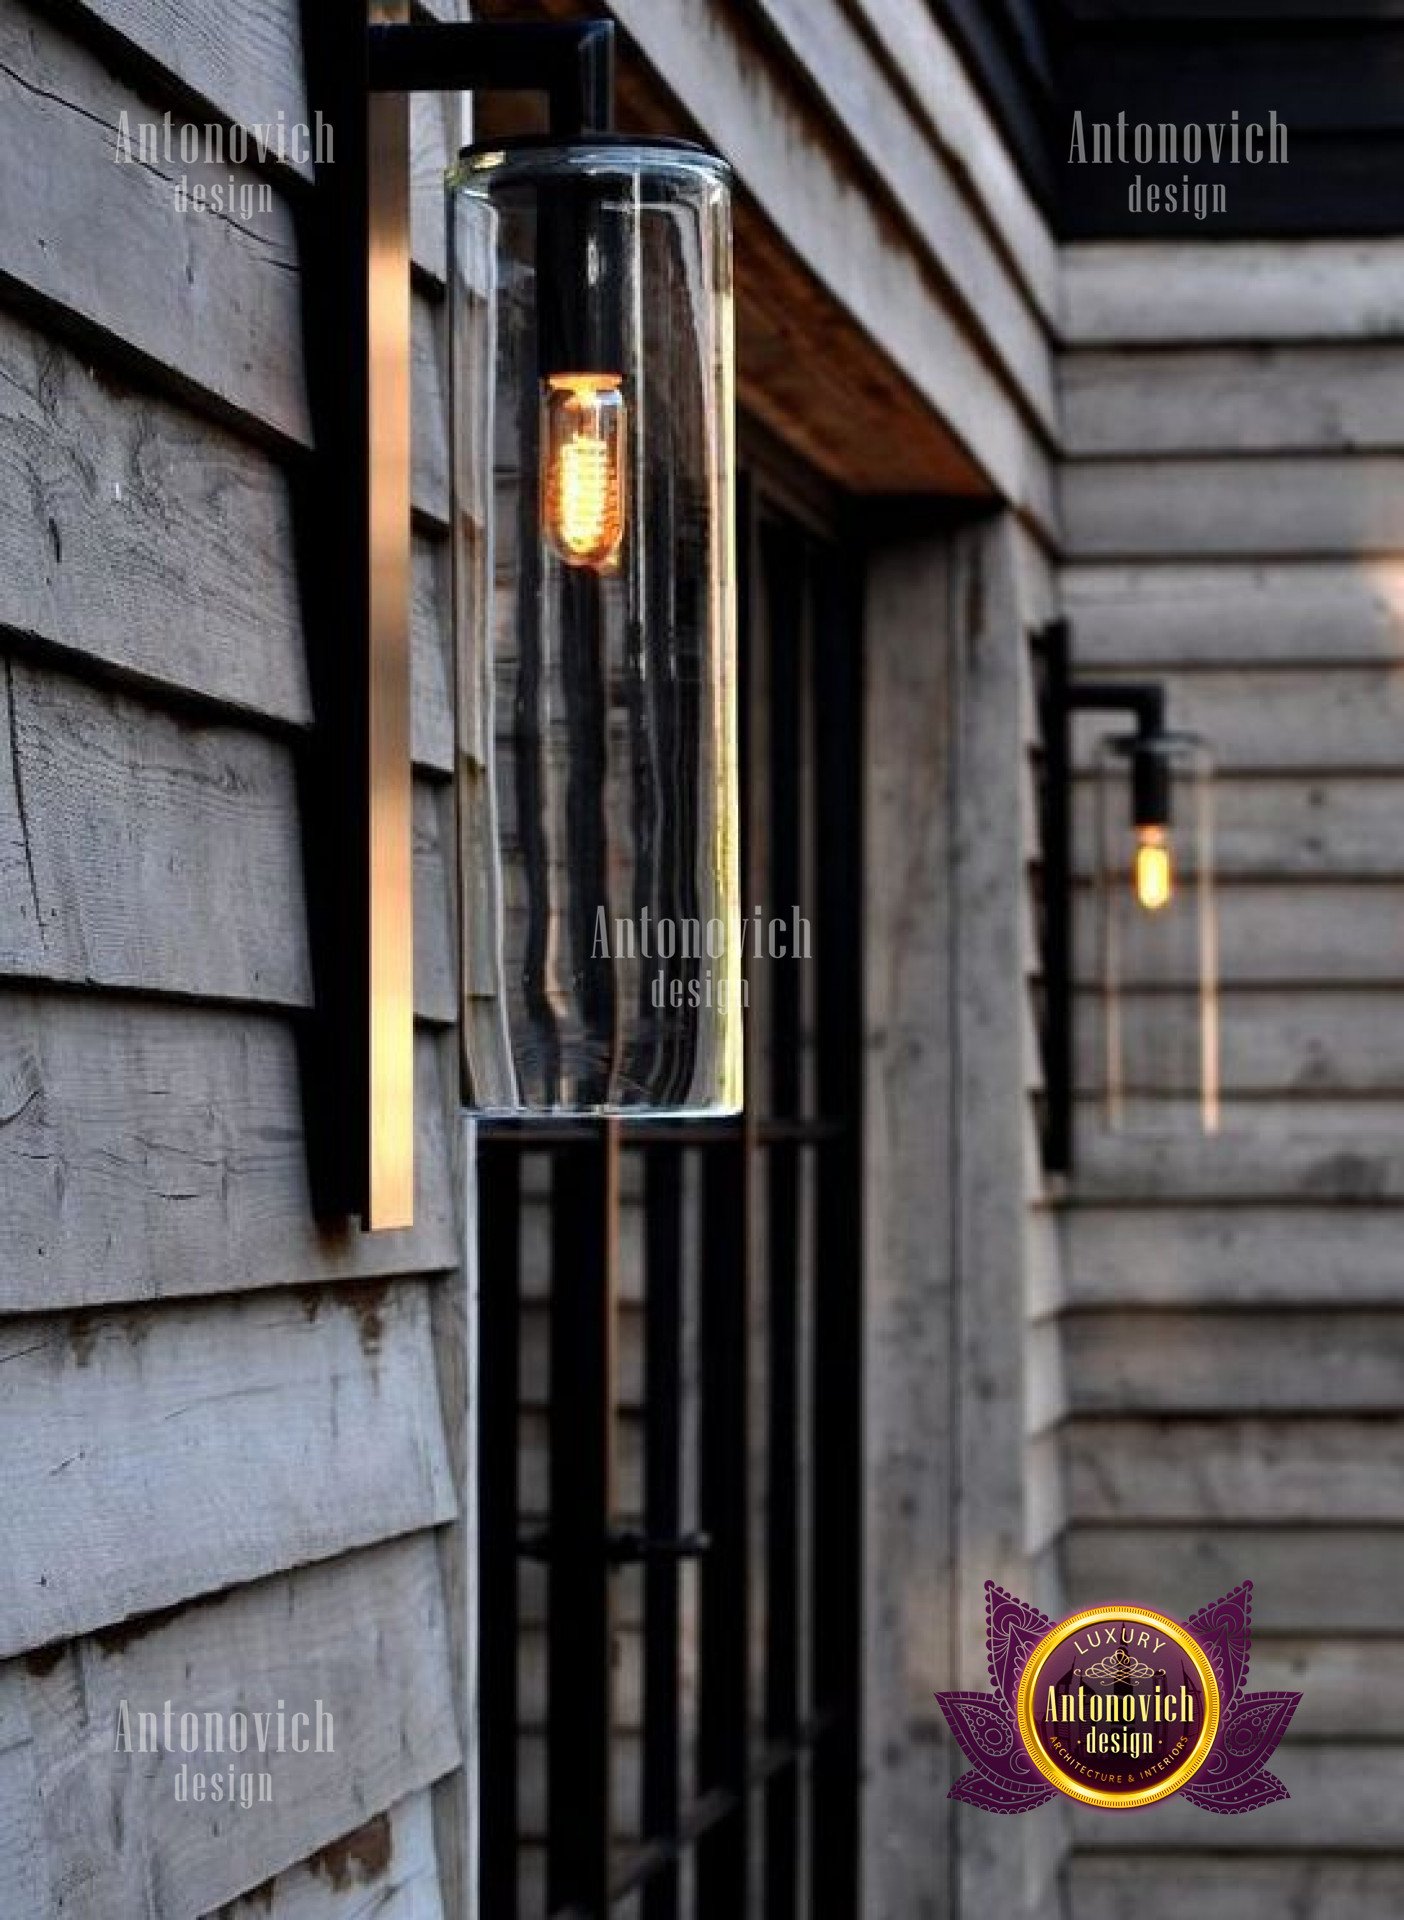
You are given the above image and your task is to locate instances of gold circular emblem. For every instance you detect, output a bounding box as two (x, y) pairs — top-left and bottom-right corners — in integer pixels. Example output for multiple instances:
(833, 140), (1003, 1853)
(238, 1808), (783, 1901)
(1015, 1603), (1221, 1810)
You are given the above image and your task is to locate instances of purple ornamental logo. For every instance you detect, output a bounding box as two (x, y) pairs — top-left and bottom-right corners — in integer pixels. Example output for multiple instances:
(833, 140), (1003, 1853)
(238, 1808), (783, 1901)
(936, 1579), (1299, 1814)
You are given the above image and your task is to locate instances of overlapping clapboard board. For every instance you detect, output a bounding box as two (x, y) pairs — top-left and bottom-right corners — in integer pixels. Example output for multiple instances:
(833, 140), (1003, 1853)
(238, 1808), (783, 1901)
(0, 0), (472, 1913)
(1058, 237), (1404, 1920)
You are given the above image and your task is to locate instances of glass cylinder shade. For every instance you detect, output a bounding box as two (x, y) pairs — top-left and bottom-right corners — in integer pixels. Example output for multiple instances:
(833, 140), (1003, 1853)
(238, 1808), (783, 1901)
(1094, 735), (1218, 1138)
(449, 139), (741, 1116)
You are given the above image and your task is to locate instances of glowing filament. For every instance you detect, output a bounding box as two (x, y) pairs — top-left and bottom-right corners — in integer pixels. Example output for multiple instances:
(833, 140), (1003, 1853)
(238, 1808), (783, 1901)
(542, 374), (626, 570)
(1134, 825), (1173, 912)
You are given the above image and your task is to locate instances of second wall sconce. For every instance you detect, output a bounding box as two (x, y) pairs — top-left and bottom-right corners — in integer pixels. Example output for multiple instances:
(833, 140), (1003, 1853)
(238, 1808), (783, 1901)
(1035, 619), (1218, 1173)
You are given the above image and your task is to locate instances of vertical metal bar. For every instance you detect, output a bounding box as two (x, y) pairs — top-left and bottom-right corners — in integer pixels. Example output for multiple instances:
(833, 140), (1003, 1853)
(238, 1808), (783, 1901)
(809, 541), (863, 1920)
(760, 521), (803, 1920)
(478, 1137), (522, 1920)
(642, 1145), (685, 1920)
(1035, 619), (1074, 1174)
(365, 0), (415, 1228)
(547, 1124), (620, 1916)
(697, 1134), (751, 1915)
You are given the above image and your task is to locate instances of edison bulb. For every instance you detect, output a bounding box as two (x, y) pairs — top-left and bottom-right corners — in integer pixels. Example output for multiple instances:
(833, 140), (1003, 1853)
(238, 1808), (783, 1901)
(542, 373), (626, 570)
(1133, 824), (1173, 912)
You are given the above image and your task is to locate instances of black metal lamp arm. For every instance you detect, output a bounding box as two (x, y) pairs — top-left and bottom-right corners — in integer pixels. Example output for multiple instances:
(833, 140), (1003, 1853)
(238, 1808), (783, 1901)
(367, 20), (615, 135)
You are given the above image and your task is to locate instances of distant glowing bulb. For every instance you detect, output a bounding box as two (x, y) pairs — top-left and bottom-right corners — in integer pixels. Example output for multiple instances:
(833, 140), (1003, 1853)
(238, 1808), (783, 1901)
(542, 373), (626, 570)
(1134, 825), (1173, 912)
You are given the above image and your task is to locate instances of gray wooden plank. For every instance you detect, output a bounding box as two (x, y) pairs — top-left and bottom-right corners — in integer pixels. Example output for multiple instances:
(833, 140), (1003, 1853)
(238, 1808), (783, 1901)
(590, 0), (1053, 523)
(0, 655), (307, 1002)
(1070, 1745), (1404, 1851)
(1063, 344), (1404, 457)
(0, 303), (308, 721)
(860, 533), (959, 1920)
(1063, 455), (1404, 560)
(1066, 1310), (1404, 1412)
(0, 1281), (454, 1658)
(844, 0), (1058, 318)
(59, 0), (311, 174)
(731, 0), (1057, 424)
(1066, 1525), (1404, 1633)
(0, 996), (457, 1311)
(1068, 666), (1404, 775)
(1073, 882), (1404, 988)
(1074, 1130), (1404, 1203)
(1075, 986), (1404, 1098)
(1071, 775), (1404, 881)
(1071, 1856), (1404, 1919)
(215, 1791), (445, 1920)
(1064, 1207), (1404, 1306)
(0, 296), (453, 764)
(11, 1536), (459, 1920)
(1063, 560), (1404, 670)
(1066, 1417), (1404, 1524)
(1063, 238), (1404, 346)
(0, 652), (455, 1017)
(0, 0), (309, 442)
(1249, 1639), (1404, 1741)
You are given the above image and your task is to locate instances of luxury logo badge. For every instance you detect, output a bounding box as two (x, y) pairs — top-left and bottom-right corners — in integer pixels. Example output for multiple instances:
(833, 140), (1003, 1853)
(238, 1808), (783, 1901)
(936, 1579), (1300, 1815)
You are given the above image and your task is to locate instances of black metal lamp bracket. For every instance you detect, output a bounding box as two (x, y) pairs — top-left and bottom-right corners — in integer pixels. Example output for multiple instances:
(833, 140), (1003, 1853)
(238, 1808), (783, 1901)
(314, 15), (615, 1231)
(1032, 619), (1171, 1176)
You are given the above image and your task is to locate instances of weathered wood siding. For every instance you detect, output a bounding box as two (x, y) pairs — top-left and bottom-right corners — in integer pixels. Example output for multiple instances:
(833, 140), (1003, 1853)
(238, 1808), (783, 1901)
(1059, 239), (1404, 1914)
(0, 0), (469, 1910)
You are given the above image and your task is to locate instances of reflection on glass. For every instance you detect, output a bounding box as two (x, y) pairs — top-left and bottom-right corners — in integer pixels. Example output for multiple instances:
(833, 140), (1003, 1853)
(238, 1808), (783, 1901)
(450, 140), (741, 1115)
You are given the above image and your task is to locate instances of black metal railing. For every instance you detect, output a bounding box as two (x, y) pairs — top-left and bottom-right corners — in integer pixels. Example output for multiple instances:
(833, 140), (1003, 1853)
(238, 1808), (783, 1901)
(477, 480), (864, 1919)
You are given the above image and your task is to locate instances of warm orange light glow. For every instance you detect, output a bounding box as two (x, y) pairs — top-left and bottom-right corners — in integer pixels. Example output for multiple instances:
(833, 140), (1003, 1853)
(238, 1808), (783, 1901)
(1134, 825), (1174, 912)
(542, 373), (626, 570)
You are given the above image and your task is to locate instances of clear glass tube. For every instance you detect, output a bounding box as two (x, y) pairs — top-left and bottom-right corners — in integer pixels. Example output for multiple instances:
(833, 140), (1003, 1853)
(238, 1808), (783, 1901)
(449, 139), (741, 1114)
(1096, 734), (1218, 1137)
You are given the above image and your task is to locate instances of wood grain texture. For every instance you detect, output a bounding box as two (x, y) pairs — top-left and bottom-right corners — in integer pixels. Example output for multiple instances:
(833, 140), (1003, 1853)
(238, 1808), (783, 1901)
(1063, 238), (1404, 346)
(729, 0), (1057, 427)
(217, 1792), (445, 1920)
(1066, 1416), (1404, 1523)
(1071, 1857), (1404, 1920)
(0, 655), (455, 1016)
(1062, 455), (1404, 559)
(57, 0), (311, 172)
(1076, 986), (1404, 1097)
(0, 1281), (454, 1658)
(0, 997), (457, 1311)
(1066, 1526), (1404, 1633)
(0, 655), (307, 1002)
(494, 0), (1051, 519)
(0, 289), (454, 766)
(860, 532), (959, 1920)
(1069, 665), (1404, 773)
(1070, 1745), (1404, 1851)
(1064, 559), (1404, 669)
(1066, 1310), (1404, 1412)
(1073, 882), (1404, 988)
(2, 1536), (459, 1920)
(1063, 343), (1404, 457)
(1063, 1206), (1404, 1305)
(0, 0), (309, 443)
(1073, 1129), (1404, 1203)
(0, 304), (308, 720)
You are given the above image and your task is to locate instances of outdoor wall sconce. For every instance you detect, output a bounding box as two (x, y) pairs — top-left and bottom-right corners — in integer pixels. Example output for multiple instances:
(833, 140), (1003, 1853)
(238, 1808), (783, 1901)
(1035, 620), (1218, 1174)
(319, 13), (740, 1229)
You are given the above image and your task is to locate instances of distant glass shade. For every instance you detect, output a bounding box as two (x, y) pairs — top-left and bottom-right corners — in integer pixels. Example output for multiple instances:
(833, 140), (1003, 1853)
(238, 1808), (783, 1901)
(448, 140), (742, 1114)
(1095, 735), (1218, 1137)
